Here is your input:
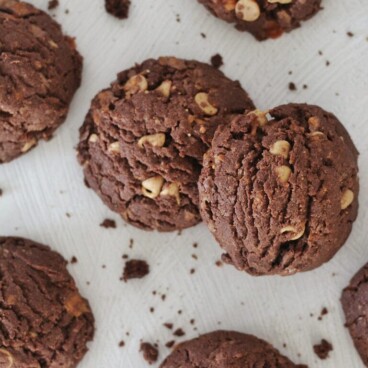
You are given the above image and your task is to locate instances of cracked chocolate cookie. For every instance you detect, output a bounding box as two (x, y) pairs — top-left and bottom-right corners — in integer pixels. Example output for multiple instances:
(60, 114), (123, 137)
(0, 0), (82, 163)
(0, 237), (95, 367)
(77, 57), (254, 231)
(197, 0), (322, 41)
(199, 104), (359, 276)
(341, 263), (368, 366)
(160, 330), (306, 367)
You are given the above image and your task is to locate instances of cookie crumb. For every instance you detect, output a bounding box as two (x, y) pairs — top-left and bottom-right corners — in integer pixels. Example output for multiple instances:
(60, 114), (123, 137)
(121, 259), (149, 282)
(347, 31), (354, 37)
(173, 328), (185, 337)
(105, 0), (130, 19)
(288, 82), (297, 91)
(164, 323), (173, 330)
(70, 256), (78, 264)
(190, 268), (196, 274)
(140, 342), (159, 364)
(215, 260), (223, 267)
(48, 0), (59, 10)
(165, 340), (175, 348)
(119, 340), (125, 347)
(313, 339), (333, 360)
(200, 32), (206, 38)
(318, 307), (328, 321)
(210, 54), (223, 69)
(100, 219), (116, 229)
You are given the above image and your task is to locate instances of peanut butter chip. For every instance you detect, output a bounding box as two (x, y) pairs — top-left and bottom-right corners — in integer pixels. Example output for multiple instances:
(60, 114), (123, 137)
(155, 80), (172, 97)
(138, 133), (166, 148)
(268, 0), (293, 4)
(270, 140), (291, 159)
(160, 182), (181, 205)
(108, 141), (120, 153)
(195, 93), (218, 116)
(124, 74), (148, 95)
(247, 109), (268, 126)
(235, 0), (261, 22)
(21, 139), (36, 153)
(275, 165), (291, 183)
(142, 176), (164, 199)
(88, 134), (98, 143)
(280, 225), (305, 240)
(341, 189), (354, 210)
(64, 293), (89, 318)
(308, 116), (320, 130)
(0, 348), (14, 368)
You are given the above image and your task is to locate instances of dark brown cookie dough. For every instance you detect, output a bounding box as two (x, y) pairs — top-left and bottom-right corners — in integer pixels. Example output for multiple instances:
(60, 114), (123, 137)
(197, 0), (322, 41)
(341, 263), (368, 366)
(199, 104), (359, 276)
(77, 57), (254, 231)
(105, 0), (131, 19)
(0, 237), (95, 367)
(160, 330), (306, 367)
(0, 0), (82, 163)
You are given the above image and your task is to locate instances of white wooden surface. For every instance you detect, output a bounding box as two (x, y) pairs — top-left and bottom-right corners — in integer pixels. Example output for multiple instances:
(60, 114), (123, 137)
(1, 0), (368, 366)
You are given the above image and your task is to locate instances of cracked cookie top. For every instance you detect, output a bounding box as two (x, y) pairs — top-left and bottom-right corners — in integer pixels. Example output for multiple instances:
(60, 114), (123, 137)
(197, 0), (322, 41)
(77, 57), (255, 232)
(0, 237), (95, 368)
(160, 330), (306, 367)
(0, 0), (82, 163)
(341, 263), (368, 366)
(199, 104), (359, 276)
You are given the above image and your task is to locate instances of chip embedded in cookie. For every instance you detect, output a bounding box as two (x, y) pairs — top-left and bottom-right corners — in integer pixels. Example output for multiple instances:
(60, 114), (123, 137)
(197, 0), (322, 41)
(0, 237), (95, 367)
(0, 0), (82, 163)
(341, 263), (368, 366)
(77, 57), (255, 232)
(160, 330), (306, 367)
(199, 104), (359, 276)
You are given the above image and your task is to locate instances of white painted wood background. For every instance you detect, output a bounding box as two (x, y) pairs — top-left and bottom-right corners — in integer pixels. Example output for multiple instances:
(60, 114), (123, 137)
(1, 0), (368, 366)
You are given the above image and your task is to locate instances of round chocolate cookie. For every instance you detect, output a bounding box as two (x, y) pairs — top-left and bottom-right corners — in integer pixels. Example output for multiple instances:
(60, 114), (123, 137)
(0, 237), (95, 367)
(160, 330), (306, 367)
(197, 0), (322, 41)
(0, 0), (82, 163)
(199, 104), (359, 276)
(77, 57), (254, 232)
(341, 263), (368, 366)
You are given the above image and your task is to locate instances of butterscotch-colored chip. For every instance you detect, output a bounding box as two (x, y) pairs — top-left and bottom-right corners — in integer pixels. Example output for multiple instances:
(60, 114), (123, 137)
(138, 133), (166, 148)
(235, 0), (260, 22)
(142, 176), (164, 199)
(124, 74), (148, 95)
(275, 165), (291, 183)
(195, 92), (218, 116)
(64, 293), (90, 318)
(270, 140), (291, 159)
(341, 189), (354, 210)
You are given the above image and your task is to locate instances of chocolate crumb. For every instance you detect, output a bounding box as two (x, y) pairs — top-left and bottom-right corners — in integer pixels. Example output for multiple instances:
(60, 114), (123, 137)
(0, 189), (3, 196)
(303, 84), (308, 89)
(210, 54), (223, 69)
(347, 31), (354, 37)
(119, 340), (125, 347)
(100, 219), (116, 229)
(70, 256), (78, 264)
(140, 342), (159, 364)
(164, 323), (173, 330)
(176, 14), (181, 22)
(121, 259), (149, 282)
(48, 0), (59, 10)
(190, 319), (195, 325)
(177, 310), (182, 315)
(150, 307), (155, 313)
(318, 307), (328, 321)
(122, 254), (129, 259)
(313, 339), (333, 360)
(200, 32), (206, 38)
(129, 238), (134, 248)
(193, 243), (198, 248)
(173, 328), (185, 337)
(288, 82), (297, 91)
(161, 294), (166, 301)
(166, 340), (175, 348)
(190, 268), (196, 274)
(65, 212), (71, 218)
(105, 0), (130, 19)
(326, 60), (330, 66)
(215, 260), (223, 267)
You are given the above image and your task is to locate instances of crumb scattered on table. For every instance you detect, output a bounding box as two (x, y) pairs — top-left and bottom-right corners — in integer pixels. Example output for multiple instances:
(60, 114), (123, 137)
(100, 219), (116, 228)
(121, 259), (149, 282)
(210, 53), (223, 69)
(140, 342), (159, 364)
(313, 339), (333, 360)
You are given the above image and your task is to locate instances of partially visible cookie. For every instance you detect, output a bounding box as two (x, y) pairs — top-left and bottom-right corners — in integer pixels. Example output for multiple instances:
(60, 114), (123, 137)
(0, 237), (95, 367)
(341, 263), (368, 366)
(197, 0), (322, 41)
(160, 330), (306, 367)
(199, 104), (359, 276)
(77, 57), (255, 232)
(0, 0), (82, 163)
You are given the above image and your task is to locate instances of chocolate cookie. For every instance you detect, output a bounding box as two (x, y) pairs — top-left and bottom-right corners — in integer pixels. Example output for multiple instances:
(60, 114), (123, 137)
(160, 330), (306, 367)
(0, 0), (82, 163)
(0, 237), (95, 367)
(197, 0), (322, 41)
(341, 263), (368, 366)
(199, 104), (359, 276)
(77, 57), (254, 231)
